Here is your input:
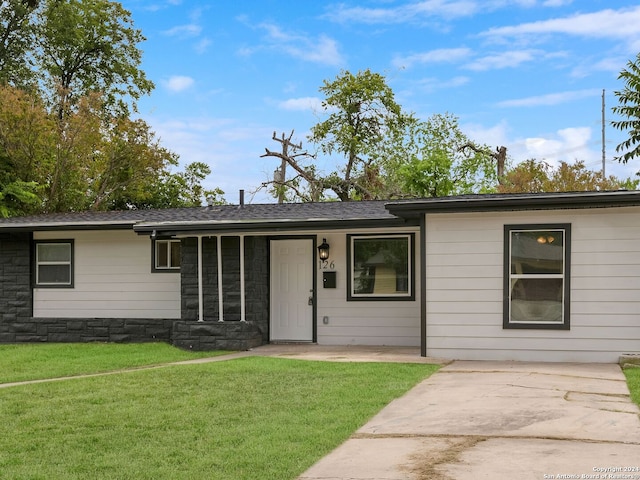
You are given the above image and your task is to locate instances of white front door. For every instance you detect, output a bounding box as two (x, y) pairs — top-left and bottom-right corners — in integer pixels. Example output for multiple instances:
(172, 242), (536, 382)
(270, 238), (313, 342)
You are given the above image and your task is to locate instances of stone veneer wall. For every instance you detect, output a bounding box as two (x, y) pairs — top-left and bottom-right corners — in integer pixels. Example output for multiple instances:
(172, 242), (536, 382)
(171, 321), (263, 351)
(0, 232), (268, 350)
(0, 232), (33, 343)
(178, 235), (269, 350)
(11, 318), (173, 343)
(0, 232), (174, 344)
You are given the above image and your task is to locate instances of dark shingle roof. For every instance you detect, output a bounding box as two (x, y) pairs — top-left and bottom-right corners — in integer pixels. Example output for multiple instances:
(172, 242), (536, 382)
(2, 191), (639, 234)
(0, 200), (411, 233)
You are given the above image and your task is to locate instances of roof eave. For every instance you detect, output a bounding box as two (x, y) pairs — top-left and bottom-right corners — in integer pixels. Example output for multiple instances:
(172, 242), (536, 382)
(386, 191), (640, 217)
(0, 221), (137, 232)
(133, 217), (417, 235)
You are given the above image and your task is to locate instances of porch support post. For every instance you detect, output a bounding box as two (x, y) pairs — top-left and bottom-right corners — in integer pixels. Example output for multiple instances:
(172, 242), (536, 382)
(217, 235), (224, 322)
(197, 235), (204, 322)
(239, 234), (246, 322)
(420, 214), (427, 357)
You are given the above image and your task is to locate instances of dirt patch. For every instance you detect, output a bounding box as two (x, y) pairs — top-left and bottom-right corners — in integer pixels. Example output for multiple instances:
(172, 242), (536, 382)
(404, 436), (487, 480)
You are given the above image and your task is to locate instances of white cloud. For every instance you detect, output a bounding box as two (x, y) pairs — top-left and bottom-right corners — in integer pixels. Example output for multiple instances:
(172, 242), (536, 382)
(162, 24), (202, 37)
(463, 120), (639, 180)
(463, 120), (511, 149)
(522, 127), (595, 166)
(325, 0), (573, 25)
(571, 57), (627, 78)
(497, 89), (601, 107)
(393, 47), (472, 69)
(409, 75), (470, 95)
(542, 0), (573, 6)
(164, 76), (195, 92)
(463, 121), (603, 169)
(465, 49), (542, 71)
(245, 23), (345, 66)
(324, 0), (478, 24)
(195, 38), (211, 54)
(278, 97), (324, 112)
(293, 35), (343, 66)
(481, 6), (640, 42)
(143, 0), (183, 12)
(146, 114), (275, 202)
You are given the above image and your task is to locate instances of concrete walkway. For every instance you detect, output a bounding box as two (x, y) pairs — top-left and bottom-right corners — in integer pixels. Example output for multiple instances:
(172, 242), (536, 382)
(298, 360), (640, 480)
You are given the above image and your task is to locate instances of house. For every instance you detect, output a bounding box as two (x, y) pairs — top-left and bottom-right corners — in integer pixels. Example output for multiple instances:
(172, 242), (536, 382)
(0, 190), (639, 362)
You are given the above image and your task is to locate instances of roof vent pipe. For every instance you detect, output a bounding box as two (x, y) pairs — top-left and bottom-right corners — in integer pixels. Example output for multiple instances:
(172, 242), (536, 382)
(239, 189), (245, 207)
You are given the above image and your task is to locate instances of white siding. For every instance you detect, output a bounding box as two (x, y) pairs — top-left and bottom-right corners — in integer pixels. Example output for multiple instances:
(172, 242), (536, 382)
(33, 230), (180, 319)
(314, 227), (421, 347)
(425, 207), (640, 362)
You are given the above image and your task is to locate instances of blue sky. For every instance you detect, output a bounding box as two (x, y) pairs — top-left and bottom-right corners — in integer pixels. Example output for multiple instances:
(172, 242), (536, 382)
(124, 0), (640, 203)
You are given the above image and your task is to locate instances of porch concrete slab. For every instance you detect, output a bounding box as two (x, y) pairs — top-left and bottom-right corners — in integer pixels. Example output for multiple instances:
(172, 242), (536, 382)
(298, 360), (640, 480)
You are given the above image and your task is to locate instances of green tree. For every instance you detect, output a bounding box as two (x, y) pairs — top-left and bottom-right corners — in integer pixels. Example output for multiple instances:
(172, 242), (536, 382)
(135, 162), (226, 210)
(0, 147), (39, 217)
(309, 69), (414, 201)
(0, 85), (218, 214)
(261, 72), (506, 202)
(498, 159), (638, 193)
(0, 2), (222, 214)
(612, 52), (640, 167)
(261, 70), (414, 201)
(0, 0), (39, 86)
(0, 84), (53, 215)
(34, 0), (154, 119)
(389, 113), (498, 197)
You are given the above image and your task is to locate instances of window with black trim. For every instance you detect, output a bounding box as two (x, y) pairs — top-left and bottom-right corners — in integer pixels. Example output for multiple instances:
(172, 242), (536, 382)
(34, 240), (73, 287)
(153, 239), (181, 271)
(504, 224), (570, 329)
(347, 234), (415, 301)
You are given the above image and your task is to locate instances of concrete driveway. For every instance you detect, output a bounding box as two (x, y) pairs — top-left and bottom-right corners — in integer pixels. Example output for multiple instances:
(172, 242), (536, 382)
(298, 360), (640, 480)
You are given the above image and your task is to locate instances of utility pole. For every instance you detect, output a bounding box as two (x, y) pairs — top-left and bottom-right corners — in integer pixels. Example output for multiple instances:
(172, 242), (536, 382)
(602, 89), (606, 177)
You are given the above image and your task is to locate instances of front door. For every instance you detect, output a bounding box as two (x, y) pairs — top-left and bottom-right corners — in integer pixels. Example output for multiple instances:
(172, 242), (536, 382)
(270, 238), (314, 342)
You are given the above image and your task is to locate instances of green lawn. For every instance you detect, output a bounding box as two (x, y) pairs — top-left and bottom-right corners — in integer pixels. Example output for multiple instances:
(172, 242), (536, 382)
(0, 345), (439, 480)
(624, 367), (640, 406)
(0, 342), (224, 384)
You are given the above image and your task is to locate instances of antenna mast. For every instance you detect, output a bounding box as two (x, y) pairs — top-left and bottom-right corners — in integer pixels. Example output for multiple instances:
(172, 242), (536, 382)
(602, 89), (606, 177)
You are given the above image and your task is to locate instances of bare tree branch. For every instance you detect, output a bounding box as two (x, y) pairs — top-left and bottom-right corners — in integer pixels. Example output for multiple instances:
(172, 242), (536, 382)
(460, 143), (507, 184)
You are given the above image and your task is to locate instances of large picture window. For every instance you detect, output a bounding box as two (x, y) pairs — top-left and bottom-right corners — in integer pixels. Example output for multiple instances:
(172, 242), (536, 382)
(153, 239), (181, 271)
(347, 234), (415, 301)
(34, 241), (73, 287)
(504, 224), (570, 329)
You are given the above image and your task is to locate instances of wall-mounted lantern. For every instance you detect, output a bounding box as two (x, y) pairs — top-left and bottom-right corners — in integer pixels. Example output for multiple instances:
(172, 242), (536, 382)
(317, 238), (330, 260)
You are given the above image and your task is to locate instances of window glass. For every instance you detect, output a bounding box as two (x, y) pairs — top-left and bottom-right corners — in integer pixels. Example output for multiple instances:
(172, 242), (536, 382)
(349, 235), (413, 300)
(154, 239), (180, 270)
(170, 241), (181, 268)
(38, 265), (71, 284)
(157, 242), (169, 268)
(510, 230), (563, 275)
(37, 243), (71, 263)
(505, 226), (569, 328)
(510, 278), (563, 322)
(35, 242), (73, 287)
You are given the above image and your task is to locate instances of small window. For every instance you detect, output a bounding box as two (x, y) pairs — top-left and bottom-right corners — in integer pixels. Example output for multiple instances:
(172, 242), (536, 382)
(504, 224), (570, 329)
(35, 241), (73, 287)
(347, 234), (415, 301)
(154, 239), (181, 271)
